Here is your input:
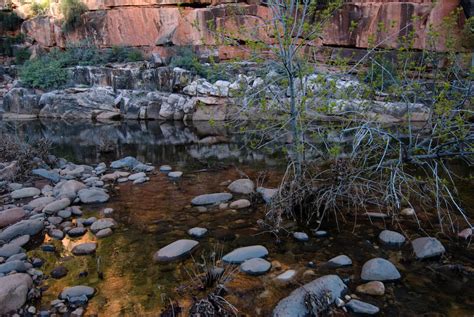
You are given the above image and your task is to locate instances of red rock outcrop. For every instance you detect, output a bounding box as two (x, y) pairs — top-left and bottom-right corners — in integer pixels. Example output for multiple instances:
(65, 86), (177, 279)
(19, 0), (468, 59)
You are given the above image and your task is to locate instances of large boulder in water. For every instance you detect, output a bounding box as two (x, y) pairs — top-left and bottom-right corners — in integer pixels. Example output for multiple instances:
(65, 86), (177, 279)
(153, 239), (199, 262)
(0, 273), (33, 314)
(273, 275), (347, 316)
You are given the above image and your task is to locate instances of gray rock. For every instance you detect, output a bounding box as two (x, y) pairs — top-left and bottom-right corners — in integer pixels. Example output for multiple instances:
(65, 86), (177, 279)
(128, 172), (146, 181)
(228, 179), (255, 194)
(53, 180), (86, 199)
(346, 299), (380, 315)
(78, 188), (109, 203)
(25, 197), (55, 210)
(59, 285), (95, 301)
(68, 227), (87, 238)
(191, 193), (233, 206)
(0, 207), (27, 229)
(379, 230), (406, 246)
(361, 258), (401, 281)
(32, 169), (60, 183)
(43, 198), (71, 214)
(293, 232), (309, 241)
(0, 273), (33, 314)
(57, 209), (72, 219)
(159, 165), (172, 172)
(188, 227), (208, 238)
(9, 235), (30, 248)
(0, 219), (44, 242)
(168, 171), (183, 178)
(72, 243), (97, 255)
(95, 228), (113, 239)
(240, 258), (272, 275)
(49, 229), (65, 240)
(412, 237), (445, 259)
(275, 270), (296, 282)
(229, 199), (251, 209)
(328, 255), (352, 267)
(90, 218), (117, 233)
(0, 243), (22, 258)
(133, 163), (155, 173)
(111, 156), (140, 169)
(6, 253), (27, 262)
(8, 183), (22, 191)
(48, 216), (63, 226)
(153, 239), (199, 262)
(256, 187), (278, 204)
(133, 177), (149, 184)
(273, 275), (347, 317)
(11, 187), (40, 199)
(222, 245), (269, 264)
(0, 260), (27, 274)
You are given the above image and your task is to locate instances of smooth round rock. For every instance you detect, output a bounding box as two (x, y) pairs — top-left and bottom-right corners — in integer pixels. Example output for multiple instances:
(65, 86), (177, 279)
(0, 208), (27, 229)
(191, 193), (233, 206)
(11, 188), (40, 199)
(327, 255), (352, 267)
(68, 227), (87, 238)
(0, 273), (33, 314)
(90, 218), (117, 233)
(60, 285), (95, 300)
(293, 232), (309, 241)
(228, 179), (255, 194)
(222, 245), (269, 264)
(379, 230), (406, 246)
(240, 258), (271, 276)
(72, 243), (97, 256)
(51, 266), (68, 279)
(356, 281), (385, 296)
(49, 229), (64, 240)
(411, 237), (445, 259)
(188, 227), (208, 238)
(128, 172), (146, 181)
(229, 199), (251, 209)
(159, 165), (172, 172)
(95, 228), (113, 239)
(78, 188), (109, 204)
(361, 258), (401, 281)
(346, 299), (380, 315)
(43, 198), (71, 214)
(276, 270), (297, 282)
(153, 239), (199, 262)
(57, 209), (72, 219)
(168, 171), (183, 178)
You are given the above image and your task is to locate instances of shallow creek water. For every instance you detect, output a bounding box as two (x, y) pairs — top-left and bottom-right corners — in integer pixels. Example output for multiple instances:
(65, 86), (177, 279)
(2, 119), (474, 316)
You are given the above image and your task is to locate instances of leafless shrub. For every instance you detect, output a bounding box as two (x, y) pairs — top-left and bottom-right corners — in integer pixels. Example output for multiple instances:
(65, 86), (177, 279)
(0, 133), (51, 181)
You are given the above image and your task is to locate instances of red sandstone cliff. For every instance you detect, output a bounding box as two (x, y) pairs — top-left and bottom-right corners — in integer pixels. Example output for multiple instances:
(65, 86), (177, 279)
(2, 0), (470, 59)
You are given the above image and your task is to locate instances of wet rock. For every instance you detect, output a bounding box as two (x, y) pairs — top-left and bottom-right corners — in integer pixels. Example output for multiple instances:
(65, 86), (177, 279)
(346, 299), (380, 315)
(9, 235), (30, 248)
(11, 187), (40, 199)
(273, 275), (347, 316)
(48, 216), (63, 226)
(412, 237), (445, 259)
(256, 187), (278, 204)
(128, 172), (146, 181)
(49, 229), (64, 240)
(356, 281), (385, 296)
(361, 258), (401, 281)
(43, 198), (71, 214)
(379, 230), (406, 247)
(68, 227), (87, 238)
(168, 171), (183, 178)
(191, 193), (233, 206)
(0, 219), (44, 242)
(133, 163), (155, 173)
(72, 243), (97, 255)
(133, 177), (149, 184)
(110, 156), (140, 169)
(0, 260), (27, 274)
(328, 255), (352, 267)
(90, 218), (117, 233)
(95, 228), (113, 238)
(153, 239), (199, 262)
(78, 188), (109, 203)
(32, 169), (60, 183)
(59, 285), (95, 302)
(51, 266), (68, 279)
(57, 209), (72, 219)
(276, 270), (296, 282)
(240, 258), (272, 276)
(293, 232), (309, 242)
(0, 243), (22, 258)
(188, 227), (208, 238)
(25, 197), (55, 210)
(228, 179), (255, 194)
(222, 245), (269, 264)
(0, 273), (33, 314)
(0, 207), (27, 229)
(159, 165), (172, 172)
(6, 253), (27, 262)
(229, 199), (251, 209)
(53, 180), (86, 199)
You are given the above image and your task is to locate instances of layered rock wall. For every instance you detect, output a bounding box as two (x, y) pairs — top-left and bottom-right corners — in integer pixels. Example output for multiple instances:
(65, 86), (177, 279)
(14, 0), (469, 58)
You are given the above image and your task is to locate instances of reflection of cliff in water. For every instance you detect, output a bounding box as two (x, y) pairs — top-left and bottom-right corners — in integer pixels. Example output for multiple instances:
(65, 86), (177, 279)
(0, 119), (283, 165)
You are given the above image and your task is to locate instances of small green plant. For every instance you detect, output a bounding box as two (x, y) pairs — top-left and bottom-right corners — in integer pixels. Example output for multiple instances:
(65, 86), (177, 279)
(20, 54), (68, 89)
(31, 0), (51, 16)
(60, 0), (87, 32)
(106, 46), (144, 63)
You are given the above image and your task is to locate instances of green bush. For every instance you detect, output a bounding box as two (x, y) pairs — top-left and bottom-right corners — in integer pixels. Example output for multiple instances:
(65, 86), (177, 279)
(31, 0), (51, 16)
(60, 0), (87, 32)
(20, 55), (68, 90)
(14, 47), (31, 64)
(106, 46), (144, 63)
(0, 35), (24, 56)
(0, 11), (23, 32)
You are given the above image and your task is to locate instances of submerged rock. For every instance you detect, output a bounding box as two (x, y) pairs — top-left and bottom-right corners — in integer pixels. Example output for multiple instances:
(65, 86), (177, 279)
(346, 299), (380, 315)
(327, 255), (352, 267)
(153, 239), (199, 262)
(0, 273), (33, 314)
(228, 179), (255, 194)
(379, 230), (406, 247)
(191, 193), (233, 206)
(240, 258), (272, 276)
(411, 237), (445, 259)
(361, 258), (401, 281)
(273, 275), (347, 317)
(222, 245), (269, 264)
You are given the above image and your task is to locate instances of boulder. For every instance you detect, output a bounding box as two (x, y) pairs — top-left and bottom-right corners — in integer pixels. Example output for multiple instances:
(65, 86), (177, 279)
(228, 179), (255, 194)
(153, 239), (199, 262)
(361, 258), (401, 281)
(273, 275), (347, 317)
(411, 237), (446, 259)
(2, 88), (41, 117)
(0, 273), (33, 314)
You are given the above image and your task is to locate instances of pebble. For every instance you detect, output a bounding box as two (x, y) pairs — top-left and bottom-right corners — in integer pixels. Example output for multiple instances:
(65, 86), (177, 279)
(188, 227), (208, 238)
(327, 255), (352, 267)
(229, 199), (251, 209)
(153, 239), (199, 262)
(346, 299), (380, 315)
(379, 230), (406, 247)
(57, 209), (72, 219)
(72, 243), (97, 255)
(51, 266), (68, 279)
(49, 229), (65, 240)
(276, 270), (297, 282)
(412, 237), (445, 259)
(356, 281), (385, 296)
(293, 232), (309, 241)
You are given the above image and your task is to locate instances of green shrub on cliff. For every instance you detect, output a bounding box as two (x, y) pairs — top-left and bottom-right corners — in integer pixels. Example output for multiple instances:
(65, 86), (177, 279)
(60, 0), (87, 32)
(20, 54), (68, 90)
